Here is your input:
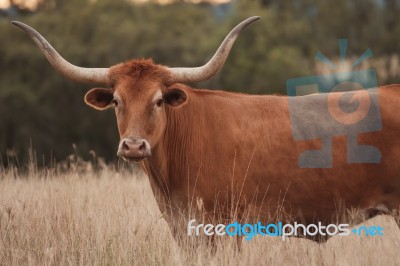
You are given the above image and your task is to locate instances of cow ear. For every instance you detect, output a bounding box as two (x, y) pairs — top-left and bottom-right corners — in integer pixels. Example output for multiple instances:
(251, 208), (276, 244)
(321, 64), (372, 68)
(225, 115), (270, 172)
(84, 88), (114, 110)
(163, 87), (188, 107)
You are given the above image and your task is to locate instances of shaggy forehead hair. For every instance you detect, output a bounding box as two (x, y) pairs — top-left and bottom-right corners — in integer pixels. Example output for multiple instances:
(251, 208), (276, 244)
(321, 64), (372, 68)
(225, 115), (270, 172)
(108, 59), (173, 87)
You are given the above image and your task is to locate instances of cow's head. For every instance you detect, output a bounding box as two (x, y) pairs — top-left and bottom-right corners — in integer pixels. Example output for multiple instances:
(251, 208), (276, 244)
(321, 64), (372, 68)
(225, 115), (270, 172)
(84, 60), (186, 162)
(12, 17), (259, 162)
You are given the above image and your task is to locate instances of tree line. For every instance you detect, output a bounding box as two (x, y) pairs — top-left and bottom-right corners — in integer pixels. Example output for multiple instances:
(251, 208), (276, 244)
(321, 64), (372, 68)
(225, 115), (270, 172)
(1, 0), (400, 165)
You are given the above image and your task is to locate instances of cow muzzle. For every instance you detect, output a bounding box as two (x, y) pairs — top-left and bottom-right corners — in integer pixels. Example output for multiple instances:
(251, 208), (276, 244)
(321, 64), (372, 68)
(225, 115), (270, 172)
(117, 137), (151, 162)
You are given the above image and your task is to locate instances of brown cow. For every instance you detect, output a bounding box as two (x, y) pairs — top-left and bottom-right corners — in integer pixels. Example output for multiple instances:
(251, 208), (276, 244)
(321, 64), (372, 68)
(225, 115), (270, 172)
(13, 17), (400, 242)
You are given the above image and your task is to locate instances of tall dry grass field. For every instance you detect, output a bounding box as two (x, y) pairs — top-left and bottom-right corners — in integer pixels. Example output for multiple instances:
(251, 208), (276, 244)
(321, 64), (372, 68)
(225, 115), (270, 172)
(1, 162), (400, 266)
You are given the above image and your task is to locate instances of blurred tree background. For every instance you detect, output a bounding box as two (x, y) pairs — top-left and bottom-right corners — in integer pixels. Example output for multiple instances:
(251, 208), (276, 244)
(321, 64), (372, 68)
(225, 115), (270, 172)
(1, 0), (400, 166)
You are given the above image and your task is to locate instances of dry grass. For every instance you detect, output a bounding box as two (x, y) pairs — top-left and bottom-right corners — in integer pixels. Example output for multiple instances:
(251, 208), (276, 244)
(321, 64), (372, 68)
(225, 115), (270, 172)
(0, 164), (400, 266)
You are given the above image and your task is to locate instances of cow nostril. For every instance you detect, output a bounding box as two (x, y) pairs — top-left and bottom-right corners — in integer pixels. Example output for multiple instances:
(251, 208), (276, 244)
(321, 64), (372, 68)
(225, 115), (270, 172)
(138, 141), (146, 152)
(122, 140), (130, 151)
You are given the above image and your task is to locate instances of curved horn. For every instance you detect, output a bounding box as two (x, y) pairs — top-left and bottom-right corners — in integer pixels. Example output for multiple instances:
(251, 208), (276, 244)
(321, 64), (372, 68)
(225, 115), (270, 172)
(169, 16), (260, 84)
(12, 21), (109, 85)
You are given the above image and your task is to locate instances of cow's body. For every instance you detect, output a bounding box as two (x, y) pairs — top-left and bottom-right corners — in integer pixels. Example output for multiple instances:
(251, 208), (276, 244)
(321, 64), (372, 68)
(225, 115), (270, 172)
(13, 17), (400, 242)
(141, 83), (400, 236)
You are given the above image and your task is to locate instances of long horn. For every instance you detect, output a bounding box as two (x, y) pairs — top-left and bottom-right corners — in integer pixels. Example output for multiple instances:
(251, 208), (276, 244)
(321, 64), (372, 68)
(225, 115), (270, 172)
(169, 16), (260, 84)
(12, 21), (109, 85)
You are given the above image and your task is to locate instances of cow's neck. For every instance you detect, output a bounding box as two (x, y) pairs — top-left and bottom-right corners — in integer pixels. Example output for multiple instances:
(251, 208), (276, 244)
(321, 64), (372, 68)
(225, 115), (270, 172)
(140, 88), (217, 215)
(141, 88), (287, 217)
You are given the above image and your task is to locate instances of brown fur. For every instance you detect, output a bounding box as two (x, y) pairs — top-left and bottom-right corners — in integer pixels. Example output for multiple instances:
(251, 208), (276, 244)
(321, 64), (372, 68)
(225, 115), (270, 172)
(86, 59), (400, 241)
(108, 59), (173, 87)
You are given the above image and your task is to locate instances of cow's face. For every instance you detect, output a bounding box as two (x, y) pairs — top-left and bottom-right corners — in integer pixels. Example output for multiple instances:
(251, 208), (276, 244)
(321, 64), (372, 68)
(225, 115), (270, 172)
(84, 60), (188, 162)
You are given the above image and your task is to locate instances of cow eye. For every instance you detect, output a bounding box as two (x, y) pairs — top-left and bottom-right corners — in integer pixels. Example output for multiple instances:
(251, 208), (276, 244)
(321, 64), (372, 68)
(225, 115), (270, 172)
(155, 99), (163, 107)
(111, 99), (118, 107)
